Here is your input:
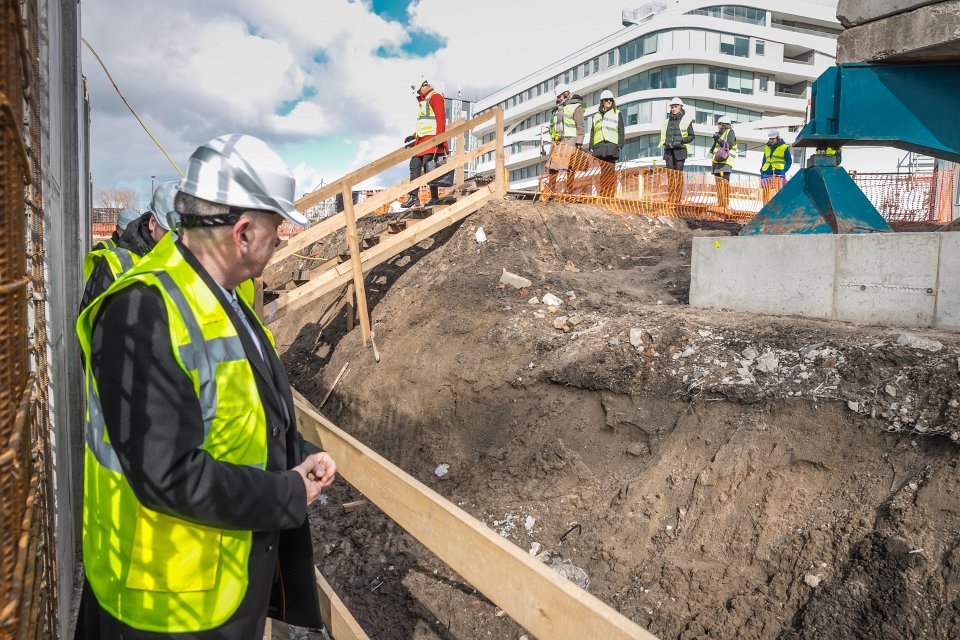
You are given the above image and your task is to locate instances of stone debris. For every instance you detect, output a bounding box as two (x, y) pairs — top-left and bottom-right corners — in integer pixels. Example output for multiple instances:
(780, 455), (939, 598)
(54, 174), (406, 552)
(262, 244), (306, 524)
(897, 333), (943, 352)
(742, 346), (758, 360)
(499, 269), (532, 289)
(554, 317), (570, 331)
(629, 328), (644, 348)
(524, 516), (535, 531)
(528, 297), (539, 305)
(528, 542), (541, 556)
(755, 351), (780, 373)
(434, 463), (449, 478)
(475, 227), (487, 243)
(804, 574), (822, 588)
(541, 292), (563, 307)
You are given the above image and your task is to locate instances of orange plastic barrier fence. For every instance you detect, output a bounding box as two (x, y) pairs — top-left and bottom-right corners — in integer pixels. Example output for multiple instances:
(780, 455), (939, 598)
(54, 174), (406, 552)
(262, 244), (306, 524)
(537, 145), (957, 226)
(850, 170), (956, 225)
(537, 143), (775, 222)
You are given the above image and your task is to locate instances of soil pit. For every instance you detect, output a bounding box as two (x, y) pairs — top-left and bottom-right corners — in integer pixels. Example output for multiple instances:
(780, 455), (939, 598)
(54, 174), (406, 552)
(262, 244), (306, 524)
(274, 200), (960, 640)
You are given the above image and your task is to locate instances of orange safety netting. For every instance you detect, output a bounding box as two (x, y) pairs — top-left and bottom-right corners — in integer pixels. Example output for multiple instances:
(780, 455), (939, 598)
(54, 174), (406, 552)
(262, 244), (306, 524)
(537, 143), (776, 222)
(537, 144), (958, 226)
(850, 170), (957, 225)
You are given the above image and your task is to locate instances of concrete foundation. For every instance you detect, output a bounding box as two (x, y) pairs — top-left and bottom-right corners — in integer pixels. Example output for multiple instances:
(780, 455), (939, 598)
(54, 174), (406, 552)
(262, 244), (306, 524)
(837, 0), (960, 62)
(837, 0), (945, 27)
(690, 233), (960, 330)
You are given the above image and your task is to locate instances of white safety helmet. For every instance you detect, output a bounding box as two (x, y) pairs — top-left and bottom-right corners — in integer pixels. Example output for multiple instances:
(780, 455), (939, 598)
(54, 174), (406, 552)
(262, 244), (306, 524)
(600, 89), (615, 102)
(147, 181), (180, 231)
(717, 116), (732, 125)
(179, 134), (308, 226)
(555, 83), (570, 98)
(767, 130), (780, 139)
(117, 207), (140, 230)
(669, 97), (685, 107)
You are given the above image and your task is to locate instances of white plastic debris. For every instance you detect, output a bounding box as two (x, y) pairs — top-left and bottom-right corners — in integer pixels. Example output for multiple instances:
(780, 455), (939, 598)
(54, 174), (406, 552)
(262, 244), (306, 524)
(524, 516), (535, 531)
(541, 292), (563, 307)
(528, 542), (542, 556)
(475, 227), (487, 243)
(434, 464), (449, 477)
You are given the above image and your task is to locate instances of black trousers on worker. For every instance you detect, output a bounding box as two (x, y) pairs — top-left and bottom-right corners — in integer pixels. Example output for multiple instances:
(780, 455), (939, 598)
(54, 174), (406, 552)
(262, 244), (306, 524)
(663, 148), (686, 202)
(408, 155), (439, 200)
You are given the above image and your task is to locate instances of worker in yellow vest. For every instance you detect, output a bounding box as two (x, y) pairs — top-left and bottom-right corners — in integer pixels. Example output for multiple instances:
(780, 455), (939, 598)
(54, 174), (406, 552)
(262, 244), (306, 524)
(709, 116), (738, 210)
(74, 134), (336, 639)
(545, 83), (584, 196)
(658, 97), (695, 203)
(91, 207), (139, 252)
(589, 89), (624, 198)
(760, 130), (792, 202)
(402, 79), (447, 208)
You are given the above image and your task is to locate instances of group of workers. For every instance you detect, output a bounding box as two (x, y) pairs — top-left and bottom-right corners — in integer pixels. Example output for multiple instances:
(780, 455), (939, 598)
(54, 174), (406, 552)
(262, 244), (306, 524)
(543, 85), (805, 208)
(77, 136), (337, 639)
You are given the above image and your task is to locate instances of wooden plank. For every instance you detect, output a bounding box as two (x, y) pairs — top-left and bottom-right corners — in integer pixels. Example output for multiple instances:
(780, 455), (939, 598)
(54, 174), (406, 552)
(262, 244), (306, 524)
(315, 567), (370, 640)
(341, 184), (371, 347)
(270, 140), (496, 266)
(294, 110), (496, 212)
(265, 186), (494, 325)
(494, 107), (507, 197)
(293, 392), (657, 640)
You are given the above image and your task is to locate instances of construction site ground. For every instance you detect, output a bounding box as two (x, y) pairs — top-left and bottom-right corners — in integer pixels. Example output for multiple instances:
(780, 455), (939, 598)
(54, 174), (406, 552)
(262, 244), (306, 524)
(269, 200), (960, 640)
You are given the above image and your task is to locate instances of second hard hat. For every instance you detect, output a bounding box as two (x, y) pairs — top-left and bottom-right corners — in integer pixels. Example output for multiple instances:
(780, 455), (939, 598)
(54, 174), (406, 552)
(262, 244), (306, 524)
(669, 97), (684, 106)
(767, 130), (780, 138)
(555, 83), (570, 97)
(179, 133), (308, 227)
(600, 89), (615, 101)
(717, 116), (732, 125)
(147, 181), (180, 231)
(117, 208), (140, 230)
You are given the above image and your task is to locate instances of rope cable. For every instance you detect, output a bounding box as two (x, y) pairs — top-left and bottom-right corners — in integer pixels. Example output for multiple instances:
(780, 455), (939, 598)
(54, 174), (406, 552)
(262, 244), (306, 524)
(80, 36), (183, 176)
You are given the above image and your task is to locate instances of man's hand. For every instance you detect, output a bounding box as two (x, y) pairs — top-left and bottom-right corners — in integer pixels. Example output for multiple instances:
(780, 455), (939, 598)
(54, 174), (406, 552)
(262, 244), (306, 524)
(294, 452), (337, 506)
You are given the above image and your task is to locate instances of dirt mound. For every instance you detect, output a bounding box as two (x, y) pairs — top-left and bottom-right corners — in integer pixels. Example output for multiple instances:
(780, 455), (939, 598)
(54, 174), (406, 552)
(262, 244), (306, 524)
(282, 200), (960, 640)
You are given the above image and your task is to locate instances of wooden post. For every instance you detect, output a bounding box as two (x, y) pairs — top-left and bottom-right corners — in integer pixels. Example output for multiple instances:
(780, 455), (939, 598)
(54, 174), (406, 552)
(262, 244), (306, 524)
(454, 147), (465, 188)
(253, 277), (264, 319)
(345, 282), (355, 332)
(494, 107), (506, 197)
(341, 184), (371, 346)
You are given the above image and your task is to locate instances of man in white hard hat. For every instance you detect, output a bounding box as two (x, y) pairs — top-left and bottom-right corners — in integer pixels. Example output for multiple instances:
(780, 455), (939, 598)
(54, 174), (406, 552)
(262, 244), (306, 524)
(545, 83), (585, 196)
(80, 182), (183, 311)
(402, 79), (448, 208)
(760, 130), (792, 203)
(75, 134), (336, 639)
(589, 89), (624, 198)
(658, 97), (695, 202)
(709, 116), (738, 210)
(91, 207), (139, 252)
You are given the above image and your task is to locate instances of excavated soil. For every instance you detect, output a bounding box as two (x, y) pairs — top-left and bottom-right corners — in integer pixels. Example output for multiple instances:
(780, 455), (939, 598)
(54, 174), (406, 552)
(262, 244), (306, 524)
(274, 200), (960, 640)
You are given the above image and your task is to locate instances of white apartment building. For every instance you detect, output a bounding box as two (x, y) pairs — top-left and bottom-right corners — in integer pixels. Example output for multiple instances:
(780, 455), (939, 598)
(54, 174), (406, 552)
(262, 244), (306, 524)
(472, 1), (841, 190)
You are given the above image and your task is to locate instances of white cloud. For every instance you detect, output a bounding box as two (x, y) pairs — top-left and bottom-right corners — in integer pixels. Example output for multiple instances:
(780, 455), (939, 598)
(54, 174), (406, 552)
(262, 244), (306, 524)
(267, 102), (334, 138)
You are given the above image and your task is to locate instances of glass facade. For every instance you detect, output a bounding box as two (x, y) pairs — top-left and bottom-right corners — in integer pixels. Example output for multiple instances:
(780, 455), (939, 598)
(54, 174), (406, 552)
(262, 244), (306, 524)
(687, 5), (766, 25)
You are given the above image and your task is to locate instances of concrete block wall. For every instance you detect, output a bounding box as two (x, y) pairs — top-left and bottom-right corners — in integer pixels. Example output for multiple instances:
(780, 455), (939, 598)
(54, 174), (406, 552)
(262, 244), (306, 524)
(836, 0), (960, 62)
(690, 233), (960, 330)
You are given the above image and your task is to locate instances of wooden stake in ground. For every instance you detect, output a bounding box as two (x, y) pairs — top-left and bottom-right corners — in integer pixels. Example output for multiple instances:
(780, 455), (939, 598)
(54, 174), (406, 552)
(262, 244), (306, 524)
(341, 184), (371, 346)
(345, 282), (355, 332)
(320, 363), (349, 408)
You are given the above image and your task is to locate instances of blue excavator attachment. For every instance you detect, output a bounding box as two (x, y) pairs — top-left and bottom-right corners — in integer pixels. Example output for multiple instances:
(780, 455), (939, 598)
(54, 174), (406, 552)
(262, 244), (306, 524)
(741, 62), (960, 235)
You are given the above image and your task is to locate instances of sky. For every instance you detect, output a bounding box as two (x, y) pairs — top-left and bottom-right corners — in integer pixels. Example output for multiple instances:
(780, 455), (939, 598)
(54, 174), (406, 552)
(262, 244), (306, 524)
(81, 0), (850, 208)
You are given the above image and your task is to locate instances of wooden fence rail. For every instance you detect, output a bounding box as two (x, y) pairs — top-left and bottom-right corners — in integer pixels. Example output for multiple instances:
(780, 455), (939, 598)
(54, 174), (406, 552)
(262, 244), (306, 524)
(293, 390), (658, 640)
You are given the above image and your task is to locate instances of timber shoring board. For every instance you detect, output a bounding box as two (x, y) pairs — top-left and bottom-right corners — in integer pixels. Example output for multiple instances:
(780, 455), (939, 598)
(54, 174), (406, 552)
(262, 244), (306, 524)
(264, 185), (496, 325)
(272, 139), (496, 265)
(292, 391), (657, 640)
(314, 567), (370, 640)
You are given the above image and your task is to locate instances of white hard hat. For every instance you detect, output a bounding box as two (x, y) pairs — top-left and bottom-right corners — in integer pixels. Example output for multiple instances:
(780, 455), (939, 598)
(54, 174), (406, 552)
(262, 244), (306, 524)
(555, 83), (570, 97)
(179, 134), (307, 227)
(767, 130), (780, 139)
(669, 97), (684, 106)
(600, 89), (615, 101)
(147, 181), (180, 231)
(717, 116), (732, 125)
(117, 208), (140, 230)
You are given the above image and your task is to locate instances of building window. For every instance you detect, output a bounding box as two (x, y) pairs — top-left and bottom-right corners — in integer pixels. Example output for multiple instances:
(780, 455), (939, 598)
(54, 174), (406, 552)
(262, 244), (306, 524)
(593, 57), (600, 73)
(755, 39), (765, 55)
(759, 74), (769, 92)
(618, 32), (658, 65)
(708, 66), (754, 94)
(687, 5), (766, 26)
(720, 33), (749, 57)
(608, 50), (615, 67)
(571, 66), (578, 81)
(563, 71), (569, 83)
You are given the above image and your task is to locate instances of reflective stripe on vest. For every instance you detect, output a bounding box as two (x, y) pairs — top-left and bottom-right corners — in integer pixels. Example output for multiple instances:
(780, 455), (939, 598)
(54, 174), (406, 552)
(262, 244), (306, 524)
(83, 246), (137, 281)
(659, 113), (694, 154)
(416, 90), (440, 137)
(551, 103), (579, 140)
(591, 108), (620, 146)
(762, 142), (789, 171)
(77, 232), (271, 632)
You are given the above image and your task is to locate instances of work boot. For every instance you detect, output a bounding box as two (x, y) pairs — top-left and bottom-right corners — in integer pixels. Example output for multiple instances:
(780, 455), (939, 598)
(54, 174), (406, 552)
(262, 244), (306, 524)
(400, 195), (419, 209)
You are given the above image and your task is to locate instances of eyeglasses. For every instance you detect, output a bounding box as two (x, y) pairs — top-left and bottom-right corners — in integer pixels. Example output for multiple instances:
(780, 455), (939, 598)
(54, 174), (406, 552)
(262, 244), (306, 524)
(601, 98), (614, 103)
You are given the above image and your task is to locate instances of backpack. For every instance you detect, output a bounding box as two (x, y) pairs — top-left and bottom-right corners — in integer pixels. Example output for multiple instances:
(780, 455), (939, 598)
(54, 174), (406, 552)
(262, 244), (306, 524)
(713, 130), (731, 163)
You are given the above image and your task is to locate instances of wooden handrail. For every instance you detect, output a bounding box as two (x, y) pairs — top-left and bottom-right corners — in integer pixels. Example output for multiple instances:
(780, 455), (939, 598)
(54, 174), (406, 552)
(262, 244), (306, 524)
(291, 108), (498, 212)
(293, 391), (658, 640)
(270, 139), (496, 265)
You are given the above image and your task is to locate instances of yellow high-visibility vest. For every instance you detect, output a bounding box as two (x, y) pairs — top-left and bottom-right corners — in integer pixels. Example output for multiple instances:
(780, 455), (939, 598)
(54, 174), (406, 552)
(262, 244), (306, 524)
(591, 108), (620, 146)
(762, 142), (789, 172)
(551, 103), (580, 141)
(82, 246), (138, 282)
(416, 90), (442, 137)
(78, 233), (273, 632)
